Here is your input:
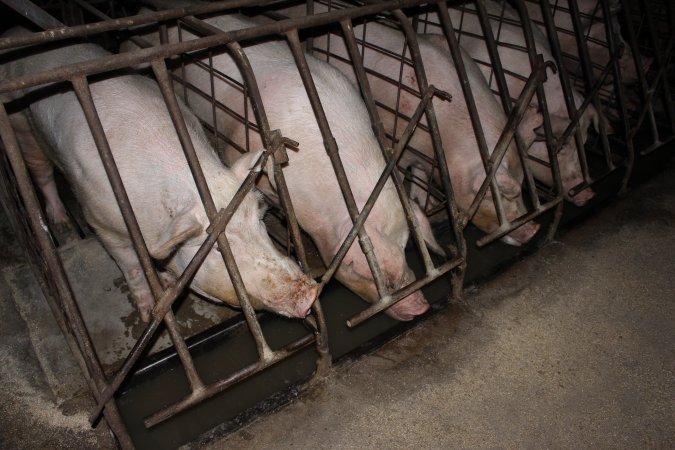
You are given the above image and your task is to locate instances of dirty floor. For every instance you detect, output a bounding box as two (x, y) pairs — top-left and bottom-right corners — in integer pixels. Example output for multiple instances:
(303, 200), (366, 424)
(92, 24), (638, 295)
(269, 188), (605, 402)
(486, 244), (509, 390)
(1, 159), (674, 448)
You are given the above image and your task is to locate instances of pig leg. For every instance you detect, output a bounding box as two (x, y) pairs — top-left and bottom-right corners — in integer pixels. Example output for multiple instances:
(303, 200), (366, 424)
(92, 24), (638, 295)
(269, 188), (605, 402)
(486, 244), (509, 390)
(106, 243), (156, 322)
(11, 112), (78, 244)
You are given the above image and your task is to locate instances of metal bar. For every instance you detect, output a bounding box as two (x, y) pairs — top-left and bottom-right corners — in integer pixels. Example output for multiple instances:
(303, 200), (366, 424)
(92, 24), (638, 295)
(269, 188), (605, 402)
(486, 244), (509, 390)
(150, 60), (275, 361)
(435, 4), (509, 226)
(89, 149), (267, 423)
(338, 18), (437, 275)
(347, 257), (463, 327)
(639, 0), (675, 128)
(472, 0), (542, 210)
(144, 331), (316, 428)
(69, 76), (202, 395)
(1, 0), (64, 30)
(387, 7), (467, 301)
(0, 0), (439, 51)
(285, 28), (390, 300)
(464, 57), (554, 232)
(0, 105), (135, 449)
(179, 15), (311, 273)
(563, 0), (614, 171)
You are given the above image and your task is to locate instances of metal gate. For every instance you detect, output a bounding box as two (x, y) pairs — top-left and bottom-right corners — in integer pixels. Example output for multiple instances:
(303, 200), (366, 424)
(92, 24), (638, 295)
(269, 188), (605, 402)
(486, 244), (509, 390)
(0, 0), (671, 448)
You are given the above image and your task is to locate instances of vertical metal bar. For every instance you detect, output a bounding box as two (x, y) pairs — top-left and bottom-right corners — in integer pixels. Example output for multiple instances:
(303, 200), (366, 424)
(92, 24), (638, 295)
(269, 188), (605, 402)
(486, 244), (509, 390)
(472, 0), (543, 210)
(0, 105), (135, 449)
(149, 59), (275, 362)
(389, 8), (466, 299)
(70, 75), (205, 395)
(598, 0), (635, 191)
(338, 18), (436, 275)
(285, 28), (390, 300)
(434, 5), (508, 225)
(563, 0), (614, 171)
(639, 0), (675, 128)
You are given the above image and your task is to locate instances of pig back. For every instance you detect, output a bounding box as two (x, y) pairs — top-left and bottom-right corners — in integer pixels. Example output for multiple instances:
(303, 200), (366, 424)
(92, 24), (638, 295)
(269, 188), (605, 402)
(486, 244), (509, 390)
(5, 40), (227, 252)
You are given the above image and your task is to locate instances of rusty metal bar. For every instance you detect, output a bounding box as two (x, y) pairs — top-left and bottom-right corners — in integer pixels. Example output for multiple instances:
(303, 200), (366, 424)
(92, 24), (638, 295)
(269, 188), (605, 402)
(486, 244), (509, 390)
(150, 59), (275, 359)
(285, 28), (390, 301)
(0, 0), (440, 51)
(71, 74), (210, 422)
(1, 0), (64, 30)
(178, 15), (312, 273)
(434, 4), (509, 226)
(89, 148), (268, 422)
(0, 105), (135, 449)
(639, 0), (675, 129)
(144, 330), (316, 427)
(472, 0), (546, 210)
(338, 18), (438, 275)
(465, 57), (556, 243)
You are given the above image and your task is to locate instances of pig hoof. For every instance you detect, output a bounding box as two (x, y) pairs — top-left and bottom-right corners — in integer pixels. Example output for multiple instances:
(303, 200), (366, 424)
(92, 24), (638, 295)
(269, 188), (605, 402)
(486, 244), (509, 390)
(134, 294), (156, 323)
(158, 271), (177, 289)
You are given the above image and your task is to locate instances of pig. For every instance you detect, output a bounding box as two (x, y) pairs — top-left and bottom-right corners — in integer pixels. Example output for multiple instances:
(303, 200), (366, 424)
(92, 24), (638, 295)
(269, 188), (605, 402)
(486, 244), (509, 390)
(420, 1), (598, 205)
(123, 10), (444, 321)
(0, 27), (318, 322)
(275, 4), (542, 245)
(522, 0), (651, 85)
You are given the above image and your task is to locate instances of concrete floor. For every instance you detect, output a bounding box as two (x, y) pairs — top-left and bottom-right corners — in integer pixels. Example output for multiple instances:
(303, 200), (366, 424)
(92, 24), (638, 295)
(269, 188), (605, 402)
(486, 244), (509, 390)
(1, 159), (674, 449)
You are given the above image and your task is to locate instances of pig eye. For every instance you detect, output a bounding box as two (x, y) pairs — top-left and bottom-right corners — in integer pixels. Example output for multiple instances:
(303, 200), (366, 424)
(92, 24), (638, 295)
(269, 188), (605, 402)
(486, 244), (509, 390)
(214, 245), (221, 254)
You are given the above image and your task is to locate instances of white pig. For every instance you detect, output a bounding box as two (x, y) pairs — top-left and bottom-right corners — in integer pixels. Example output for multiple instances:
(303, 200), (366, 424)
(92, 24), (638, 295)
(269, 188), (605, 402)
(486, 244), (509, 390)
(421, 1), (598, 205)
(124, 11), (444, 321)
(522, 0), (651, 85)
(0, 28), (318, 322)
(276, 4), (543, 246)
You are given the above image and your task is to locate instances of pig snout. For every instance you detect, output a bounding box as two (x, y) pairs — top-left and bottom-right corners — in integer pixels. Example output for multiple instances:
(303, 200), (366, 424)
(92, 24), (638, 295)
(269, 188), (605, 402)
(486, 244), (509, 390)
(569, 186), (596, 206)
(267, 276), (318, 319)
(501, 221), (541, 246)
(385, 290), (430, 321)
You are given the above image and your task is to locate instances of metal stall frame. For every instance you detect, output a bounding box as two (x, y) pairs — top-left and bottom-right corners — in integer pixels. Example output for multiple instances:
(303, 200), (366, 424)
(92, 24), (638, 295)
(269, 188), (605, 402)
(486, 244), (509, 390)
(523, 0), (675, 175)
(0, 0), (484, 445)
(263, 0), (562, 247)
(0, 0), (337, 444)
(122, 0), (470, 327)
(413, 0), (630, 203)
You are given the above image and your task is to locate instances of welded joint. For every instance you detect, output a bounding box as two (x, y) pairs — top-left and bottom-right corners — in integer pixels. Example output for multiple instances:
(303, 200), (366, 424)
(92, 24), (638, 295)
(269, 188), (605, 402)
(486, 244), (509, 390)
(269, 128), (299, 165)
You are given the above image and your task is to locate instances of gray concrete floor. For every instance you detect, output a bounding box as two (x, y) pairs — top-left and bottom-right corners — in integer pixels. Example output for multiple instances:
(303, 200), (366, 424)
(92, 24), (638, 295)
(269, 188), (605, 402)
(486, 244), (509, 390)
(1, 160), (674, 449)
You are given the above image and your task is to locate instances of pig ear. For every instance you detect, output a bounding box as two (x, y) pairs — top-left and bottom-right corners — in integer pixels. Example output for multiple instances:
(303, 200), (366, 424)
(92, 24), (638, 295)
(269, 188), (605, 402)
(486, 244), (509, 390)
(410, 200), (444, 255)
(517, 107), (543, 148)
(151, 214), (203, 260)
(230, 149), (265, 181)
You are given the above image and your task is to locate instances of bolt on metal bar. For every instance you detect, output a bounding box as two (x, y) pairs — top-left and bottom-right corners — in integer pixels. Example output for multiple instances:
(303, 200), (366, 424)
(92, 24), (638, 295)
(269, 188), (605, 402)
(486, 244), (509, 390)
(285, 27), (390, 300)
(0, 104), (135, 449)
